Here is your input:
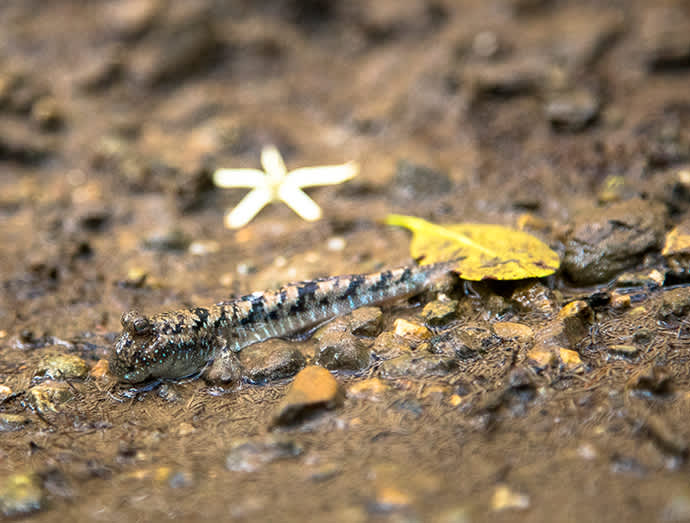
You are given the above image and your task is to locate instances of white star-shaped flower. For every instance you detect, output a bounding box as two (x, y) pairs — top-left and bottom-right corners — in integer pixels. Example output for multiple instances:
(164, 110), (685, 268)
(213, 145), (358, 229)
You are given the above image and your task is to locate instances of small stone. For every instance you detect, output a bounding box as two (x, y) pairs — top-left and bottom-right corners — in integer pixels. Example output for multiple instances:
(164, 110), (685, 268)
(372, 331), (413, 358)
(370, 486), (413, 512)
(35, 352), (89, 380)
(0, 414), (31, 432)
(448, 395), (464, 407)
(368, 464), (439, 513)
(380, 354), (457, 378)
(142, 228), (191, 251)
(157, 383), (180, 402)
(205, 350), (242, 384)
(239, 339), (306, 384)
(393, 319), (431, 344)
(89, 359), (110, 379)
(616, 269), (665, 288)
(659, 287), (690, 320)
(315, 332), (371, 371)
(563, 198), (667, 284)
(226, 436), (303, 472)
(558, 348), (584, 372)
(545, 89), (600, 131)
(313, 307), (383, 340)
(176, 422), (196, 436)
(486, 294), (512, 317)
(421, 383), (452, 401)
(557, 300), (593, 344)
(608, 344), (639, 356)
(629, 306), (649, 318)
(510, 281), (556, 316)
(421, 300), (458, 327)
(632, 328), (654, 345)
(610, 292), (631, 310)
(430, 323), (499, 360)
(348, 378), (389, 401)
(0, 473), (44, 517)
(0, 384), (12, 401)
(349, 307), (384, 337)
(28, 381), (74, 413)
(490, 485), (530, 511)
(527, 345), (556, 369)
(121, 267), (149, 288)
(492, 322), (534, 343)
(664, 219), (690, 278)
(126, 466), (174, 483)
(271, 366), (344, 426)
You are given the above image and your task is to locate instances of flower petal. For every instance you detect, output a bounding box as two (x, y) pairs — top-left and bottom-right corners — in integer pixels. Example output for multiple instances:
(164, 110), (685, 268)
(277, 184), (322, 221)
(287, 162), (359, 188)
(213, 169), (267, 188)
(224, 187), (272, 228)
(260, 145), (287, 178)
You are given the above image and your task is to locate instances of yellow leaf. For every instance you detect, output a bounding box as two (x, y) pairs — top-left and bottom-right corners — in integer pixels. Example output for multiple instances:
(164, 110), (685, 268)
(385, 214), (560, 281)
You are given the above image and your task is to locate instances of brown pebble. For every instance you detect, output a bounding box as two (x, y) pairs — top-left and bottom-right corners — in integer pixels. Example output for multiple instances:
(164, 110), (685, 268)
(28, 381), (74, 413)
(35, 352), (89, 380)
(448, 394), (464, 407)
(271, 366), (344, 426)
(421, 384), (452, 401)
(527, 345), (556, 369)
(608, 344), (639, 356)
(0, 384), (12, 401)
(0, 472), (45, 517)
(176, 422), (196, 436)
(610, 292), (631, 310)
(558, 348), (584, 372)
(558, 300), (593, 341)
(348, 378), (389, 401)
(491, 485), (530, 511)
(493, 322), (534, 342)
(89, 359), (110, 379)
(393, 319), (431, 343)
(372, 486), (412, 512)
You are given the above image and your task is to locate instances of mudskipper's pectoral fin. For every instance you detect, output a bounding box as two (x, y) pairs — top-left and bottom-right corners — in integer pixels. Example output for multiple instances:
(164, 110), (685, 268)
(204, 337), (242, 384)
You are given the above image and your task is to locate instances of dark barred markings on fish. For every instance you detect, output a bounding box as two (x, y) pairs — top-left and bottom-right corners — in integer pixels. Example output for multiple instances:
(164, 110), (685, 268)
(109, 262), (454, 382)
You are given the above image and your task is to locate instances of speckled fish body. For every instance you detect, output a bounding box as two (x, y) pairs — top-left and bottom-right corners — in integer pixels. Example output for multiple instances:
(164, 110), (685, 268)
(110, 262), (453, 382)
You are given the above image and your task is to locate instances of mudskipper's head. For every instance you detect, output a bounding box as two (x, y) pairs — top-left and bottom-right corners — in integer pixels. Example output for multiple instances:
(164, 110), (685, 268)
(110, 309), (215, 383)
(109, 310), (158, 383)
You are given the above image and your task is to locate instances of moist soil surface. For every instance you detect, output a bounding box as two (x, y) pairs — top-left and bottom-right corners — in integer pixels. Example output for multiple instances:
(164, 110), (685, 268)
(2, 1), (690, 521)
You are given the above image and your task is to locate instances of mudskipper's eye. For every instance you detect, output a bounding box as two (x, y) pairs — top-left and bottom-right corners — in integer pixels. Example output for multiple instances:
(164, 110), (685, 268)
(121, 310), (152, 336)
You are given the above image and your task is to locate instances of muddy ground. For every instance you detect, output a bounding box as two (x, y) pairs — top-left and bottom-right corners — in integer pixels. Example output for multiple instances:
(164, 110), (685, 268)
(2, 0), (690, 521)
